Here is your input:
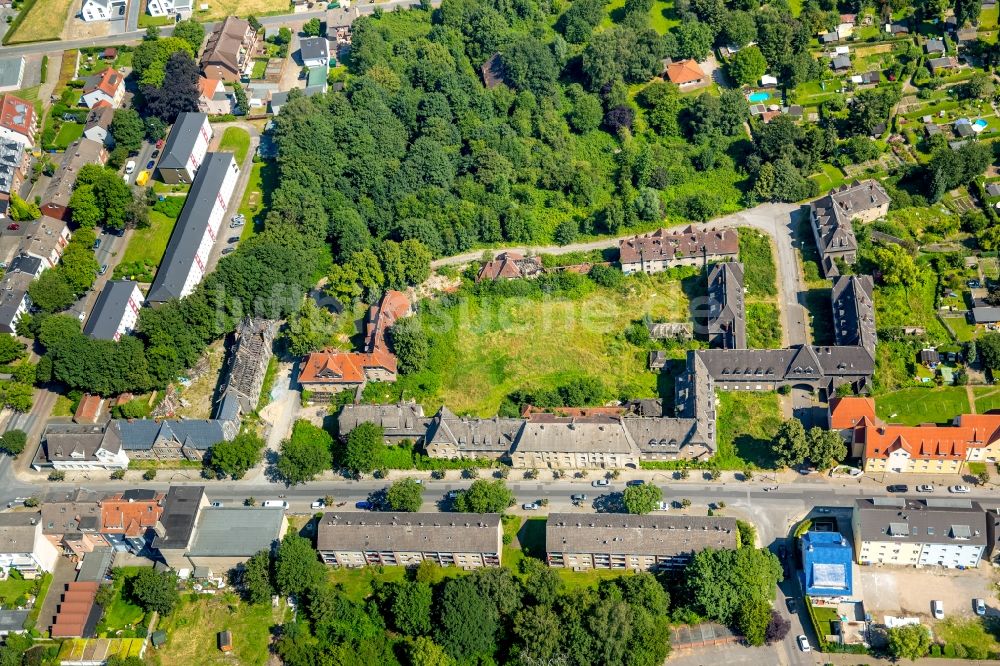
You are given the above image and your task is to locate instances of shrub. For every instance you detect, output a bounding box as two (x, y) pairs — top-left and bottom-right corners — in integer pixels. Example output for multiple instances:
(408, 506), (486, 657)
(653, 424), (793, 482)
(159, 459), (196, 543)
(143, 469), (156, 480)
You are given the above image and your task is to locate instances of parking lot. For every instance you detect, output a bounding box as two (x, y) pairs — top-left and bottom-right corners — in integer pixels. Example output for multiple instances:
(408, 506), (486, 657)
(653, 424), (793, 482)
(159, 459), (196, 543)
(860, 567), (996, 621)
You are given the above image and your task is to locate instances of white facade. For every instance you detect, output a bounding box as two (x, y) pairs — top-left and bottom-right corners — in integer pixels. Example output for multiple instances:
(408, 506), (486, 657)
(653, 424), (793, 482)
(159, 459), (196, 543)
(181, 155), (239, 299)
(147, 0), (192, 17)
(49, 444), (129, 471)
(857, 538), (983, 569)
(0, 523), (60, 575)
(114, 283), (143, 341)
(81, 0), (112, 20)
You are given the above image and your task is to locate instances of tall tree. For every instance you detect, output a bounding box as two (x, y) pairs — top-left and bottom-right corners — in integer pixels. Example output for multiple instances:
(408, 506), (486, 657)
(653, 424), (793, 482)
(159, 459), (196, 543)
(623, 484), (663, 514)
(453, 479), (514, 513)
(274, 533), (324, 597)
(277, 420), (333, 484)
(773, 419), (808, 468)
(435, 577), (499, 662)
(143, 51), (200, 122)
(343, 422), (385, 474)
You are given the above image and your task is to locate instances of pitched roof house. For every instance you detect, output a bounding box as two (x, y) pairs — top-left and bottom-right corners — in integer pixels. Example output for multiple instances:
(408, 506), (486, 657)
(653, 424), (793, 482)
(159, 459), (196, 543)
(201, 17), (260, 81)
(155, 111), (212, 185)
(81, 68), (125, 109)
(706, 262), (746, 350)
(665, 59), (706, 89)
(0, 94), (36, 147)
(0, 512), (59, 576)
(809, 180), (890, 277)
(619, 226), (739, 275)
(476, 252), (543, 282)
(82, 104), (114, 146)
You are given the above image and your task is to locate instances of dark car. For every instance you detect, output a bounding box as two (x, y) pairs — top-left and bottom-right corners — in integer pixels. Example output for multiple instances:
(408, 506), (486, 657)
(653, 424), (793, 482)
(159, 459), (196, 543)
(228, 236), (240, 243)
(786, 598), (798, 613)
(221, 247), (235, 255)
(887, 484), (909, 493)
(151, 150), (160, 158)
(93, 238), (101, 249)
(626, 479), (645, 486)
(146, 160), (155, 169)
(5, 223), (18, 231)
(355, 501), (371, 510)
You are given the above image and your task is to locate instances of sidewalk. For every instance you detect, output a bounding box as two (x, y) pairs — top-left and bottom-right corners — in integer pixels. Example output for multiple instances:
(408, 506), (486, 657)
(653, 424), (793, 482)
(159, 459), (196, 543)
(826, 654), (996, 666)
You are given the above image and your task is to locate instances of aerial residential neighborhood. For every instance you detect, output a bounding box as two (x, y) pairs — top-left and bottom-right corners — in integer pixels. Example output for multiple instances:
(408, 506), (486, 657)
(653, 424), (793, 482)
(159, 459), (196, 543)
(2, 0), (1000, 665)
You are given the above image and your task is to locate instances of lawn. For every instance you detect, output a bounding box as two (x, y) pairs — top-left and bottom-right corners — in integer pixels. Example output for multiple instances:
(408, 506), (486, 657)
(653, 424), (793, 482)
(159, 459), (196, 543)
(148, 593), (286, 666)
(810, 163), (849, 192)
(874, 277), (949, 341)
(4, 0), (74, 43)
(113, 206), (181, 282)
(943, 315), (975, 342)
(51, 393), (74, 417)
(249, 59), (268, 80)
(935, 617), (1000, 656)
(53, 122), (84, 150)
(603, 0), (680, 33)
(714, 390), (783, 469)
(193, 0), (289, 21)
(983, 5), (999, 28)
(974, 387), (1000, 415)
(0, 574), (35, 607)
(218, 127), (251, 164)
(874, 386), (971, 425)
(98, 572), (144, 636)
(391, 270), (698, 416)
(747, 303), (781, 348)
(738, 228), (777, 297)
(237, 162), (277, 241)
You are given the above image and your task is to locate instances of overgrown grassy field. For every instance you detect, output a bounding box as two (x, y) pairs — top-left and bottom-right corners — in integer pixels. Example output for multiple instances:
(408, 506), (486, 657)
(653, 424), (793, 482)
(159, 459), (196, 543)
(5, 0), (74, 43)
(193, 0), (289, 21)
(238, 161), (278, 241)
(874, 386), (970, 425)
(114, 204), (182, 282)
(746, 303), (781, 348)
(393, 271), (696, 416)
(148, 593), (286, 666)
(973, 387), (1000, 414)
(934, 618), (1000, 656)
(218, 127), (251, 164)
(714, 390), (783, 469)
(738, 228), (777, 297)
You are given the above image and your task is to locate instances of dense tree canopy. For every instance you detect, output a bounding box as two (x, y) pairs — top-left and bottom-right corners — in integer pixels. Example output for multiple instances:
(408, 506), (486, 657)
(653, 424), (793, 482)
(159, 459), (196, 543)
(278, 420), (333, 484)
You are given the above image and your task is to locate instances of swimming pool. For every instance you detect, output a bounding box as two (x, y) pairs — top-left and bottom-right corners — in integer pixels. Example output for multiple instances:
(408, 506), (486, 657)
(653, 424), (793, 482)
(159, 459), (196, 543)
(974, 119), (989, 129)
(747, 92), (769, 102)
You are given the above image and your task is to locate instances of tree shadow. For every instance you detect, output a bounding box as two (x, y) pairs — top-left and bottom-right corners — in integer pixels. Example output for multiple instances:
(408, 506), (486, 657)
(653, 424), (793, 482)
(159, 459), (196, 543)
(263, 449), (286, 484)
(733, 434), (778, 469)
(516, 518), (547, 559)
(367, 487), (389, 510)
(592, 492), (625, 513)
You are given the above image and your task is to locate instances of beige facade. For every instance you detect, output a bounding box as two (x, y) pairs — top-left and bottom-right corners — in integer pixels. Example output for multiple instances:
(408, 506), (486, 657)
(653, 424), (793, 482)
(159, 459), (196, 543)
(510, 449), (640, 469)
(863, 451), (963, 475)
(856, 540), (923, 566)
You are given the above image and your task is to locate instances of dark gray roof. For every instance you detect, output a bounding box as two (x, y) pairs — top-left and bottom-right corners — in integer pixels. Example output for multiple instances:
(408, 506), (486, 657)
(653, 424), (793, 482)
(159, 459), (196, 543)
(317, 512), (502, 554)
(152, 485), (205, 550)
(855, 498), (987, 547)
(425, 406), (523, 453)
(987, 183), (1000, 197)
(112, 419), (227, 451)
(0, 610), (29, 634)
(337, 402), (428, 440)
(40, 488), (104, 535)
(147, 152), (235, 304)
(706, 262), (746, 350)
(0, 270), (31, 333)
(832, 55), (851, 69)
(810, 180), (889, 260)
(83, 280), (140, 340)
(157, 112), (208, 170)
(8, 253), (41, 277)
(0, 140), (24, 194)
(268, 91), (289, 110)
(625, 417), (711, 454)
(693, 344), (874, 383)
(299, 37), (329, 62)
(514, 420), (638, 454)
(122, 489), (158, 501)
(76, 546), (114, 582)
(955, 122), (975, 138)
(830, 275), (876, 355)
(926, 38), (945, 53)
(186, 507), (284, 557)
(43, 423), (121, 464)
(546, 513), (738, 557)
(973, 307), (1000, 324)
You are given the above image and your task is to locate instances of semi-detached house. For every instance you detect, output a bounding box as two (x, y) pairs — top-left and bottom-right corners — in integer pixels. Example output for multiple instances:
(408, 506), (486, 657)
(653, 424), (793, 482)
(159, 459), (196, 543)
(146, 152), (239, 304)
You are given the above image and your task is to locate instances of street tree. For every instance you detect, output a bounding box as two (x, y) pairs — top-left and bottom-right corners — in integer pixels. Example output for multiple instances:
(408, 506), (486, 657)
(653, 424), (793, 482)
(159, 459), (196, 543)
(386, 478), (423, 512)
(764, 609), (791, 644)
(806, 427), (847, 470)
(452, 479), (514, 513)
(209, 430), (265, 479)
(303, 18), (322, 36)
(622, 484), (662, 514)
(110, 109), (145, 154)
(0, 430), (26, 457)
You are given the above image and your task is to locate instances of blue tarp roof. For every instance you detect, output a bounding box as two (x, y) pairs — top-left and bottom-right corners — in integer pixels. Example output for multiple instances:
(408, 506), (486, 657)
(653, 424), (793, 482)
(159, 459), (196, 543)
(801, 531), (854, 597)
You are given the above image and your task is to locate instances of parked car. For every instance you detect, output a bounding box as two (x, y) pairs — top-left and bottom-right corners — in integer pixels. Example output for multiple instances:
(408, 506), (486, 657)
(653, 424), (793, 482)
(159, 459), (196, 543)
(975, 599), (986, 616)
(445, 490), (459, 500)
(522, 502), (539, 510)
(210, 501), (223, 508)
(932, 600), (944, 619)
(887, 484), (909, 493)
(916, 484), (935, 493)
(155, 139), (165, 149)
(626, 479), (645, 486)
(355, 501), (371, 510)
(146, 160), (155, 169)
(221, 247), (235, 255)
(93, 238), (101, 249)
(570, 494), (588, 501)
(786, 598), (798, 613)
(263, 500), (288, 509)
(948, 485), (971, 494)
(592, 479), (609, 487)
(797, 635), (811, 652)
(98, 264), (108, 275)
(655, 501), (670, 511)
(124, 160), (136, 174)
(311, 500), (326, 510)
(151, 150), (159, 158)
(5, 223), (17, 231)
(228, 236), (240, 243)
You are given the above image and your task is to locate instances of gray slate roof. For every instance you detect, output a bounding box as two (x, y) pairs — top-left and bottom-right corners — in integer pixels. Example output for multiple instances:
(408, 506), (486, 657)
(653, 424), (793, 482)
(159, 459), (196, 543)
(926, 38), (945, 53)
(830, 274), (876, 356)
(0, 270), (31, 334)
(425, 406), (523, 453)
(317, 512), (502, 554)
(855, 498), (987, 547)
(40, 489), (103, 535)
(8, 253), (41, 277)
(112, 419), (227, 451)
(83, 280), (139, 340)
(706, 262), (746, 350)
(514, 420), (638, 454)
(810, 179), (889, 261)
(546, 513), (738, 557)
(0, 610), (29, 634)
(147, 152), (235, 303)
(43, 423), (120, 465)
(337, 402), (428, 440)
(186, 507), (284, 557)
(832, 55), (851, 69)
(299, 37), (329, 62)
(158, 112), (208, 170)
(973, 307), (1000, 324)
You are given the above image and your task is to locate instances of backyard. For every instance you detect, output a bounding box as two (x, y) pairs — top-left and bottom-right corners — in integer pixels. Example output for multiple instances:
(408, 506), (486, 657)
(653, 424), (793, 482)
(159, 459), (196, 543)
(387, 270), (697, 416)
(113, 199), (183, 283)
(53, 122), (83, 150)
(714, 390), (783, 469)
(218, 127), (251, 164)
(0, 573), (36, 607)
(238, 161), (277, 241)
(874, 386), (971, 425)
(147, 593), (287, 666)
(96, 569), (145, 638)
(4, 0), (74, 43)
(934, 617), (1000, 657)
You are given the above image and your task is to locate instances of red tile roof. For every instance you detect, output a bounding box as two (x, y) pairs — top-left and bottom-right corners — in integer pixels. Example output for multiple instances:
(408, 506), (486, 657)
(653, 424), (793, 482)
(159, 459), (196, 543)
(619, 226), (739, 265)
(0, 95), (33, 139)
(666, 59), (705, 85)
(476, 252), (543, 282)
(863, 423), (980, 462)
(298, 350), (397, 385)
(365, 289), (409, 352)
(73, 394), (104, 424)
(100, 494), (164, 536)
(84, 68), (123, 98)
(828, 397), (877, 431)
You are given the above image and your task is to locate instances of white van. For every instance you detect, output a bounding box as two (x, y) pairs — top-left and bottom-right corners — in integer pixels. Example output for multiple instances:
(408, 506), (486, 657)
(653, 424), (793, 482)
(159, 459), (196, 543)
(262, 500), (288, 509)
(124, 160), (136, 175)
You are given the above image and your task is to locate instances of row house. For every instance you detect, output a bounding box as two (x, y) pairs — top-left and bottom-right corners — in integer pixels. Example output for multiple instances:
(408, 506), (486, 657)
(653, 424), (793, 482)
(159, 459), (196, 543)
(619, 225), (738, 275)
